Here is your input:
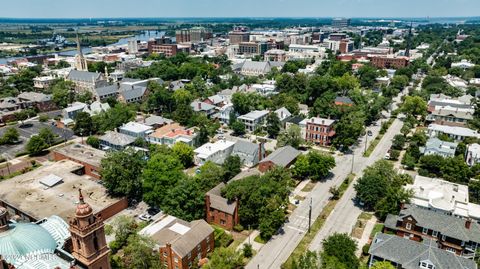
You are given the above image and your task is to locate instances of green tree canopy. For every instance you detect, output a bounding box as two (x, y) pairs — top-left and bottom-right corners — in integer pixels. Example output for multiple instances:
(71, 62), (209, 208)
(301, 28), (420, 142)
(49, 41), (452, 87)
(100, 149), (146, 202)
(172, 142), (194, 168)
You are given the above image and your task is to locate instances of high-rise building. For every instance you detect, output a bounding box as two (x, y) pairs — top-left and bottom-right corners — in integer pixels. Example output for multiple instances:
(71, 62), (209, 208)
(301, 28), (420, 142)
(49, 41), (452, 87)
(332, 18), (351, 28)
(69, 189), (111, 269)
(189, 27), (213, 42)
(229, 26), (250, 44)
(176, 29), (191, 43)
(127, 39), (138, 54)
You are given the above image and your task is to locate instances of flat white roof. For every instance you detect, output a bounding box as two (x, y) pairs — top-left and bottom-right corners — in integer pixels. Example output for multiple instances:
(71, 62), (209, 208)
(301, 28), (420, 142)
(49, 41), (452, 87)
(119, 121), (153, 133)
(428, 124), (480, 138)
(39, 174), (63, 188)
(169, 223), (191, 235)
(194, 140), (235, 156)
(238, 110), (269, 121)
(140, 215), (177, 236)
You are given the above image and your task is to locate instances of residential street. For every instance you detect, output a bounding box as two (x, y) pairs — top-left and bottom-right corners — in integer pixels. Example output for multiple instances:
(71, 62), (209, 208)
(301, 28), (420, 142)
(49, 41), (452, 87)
(246, 91), (406, 269)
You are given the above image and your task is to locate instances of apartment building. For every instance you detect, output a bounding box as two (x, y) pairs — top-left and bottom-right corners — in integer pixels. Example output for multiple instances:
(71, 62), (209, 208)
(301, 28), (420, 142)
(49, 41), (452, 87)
(301, 117), (335, 146)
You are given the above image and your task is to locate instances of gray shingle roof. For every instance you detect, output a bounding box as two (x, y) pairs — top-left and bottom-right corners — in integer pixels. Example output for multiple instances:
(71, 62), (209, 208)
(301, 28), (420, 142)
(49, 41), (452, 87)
(95, 85), (118, 97)
(67, 70), (102, 82)
(384, 205), (480, 243)
(207, 183), (237, 215)
(17, 92), (51, 102)
(143, 115), (173, 127)
(99, 131), (136, 147)
(261, 146), (300, 167)
(119, 86), (147, 101)
(369, 233), (477, 269)
(233, 140), (259, 156)
(151, 218), (213, 258)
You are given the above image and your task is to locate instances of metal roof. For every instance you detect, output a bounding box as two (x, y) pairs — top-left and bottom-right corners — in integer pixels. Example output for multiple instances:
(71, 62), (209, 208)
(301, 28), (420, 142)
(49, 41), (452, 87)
(39, 174), (63, 188)
(261, 146), (301, 167)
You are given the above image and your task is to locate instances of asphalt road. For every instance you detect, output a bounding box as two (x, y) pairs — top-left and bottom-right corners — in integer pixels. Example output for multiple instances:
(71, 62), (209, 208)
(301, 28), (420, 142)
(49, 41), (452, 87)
(245, 90), (406, 269)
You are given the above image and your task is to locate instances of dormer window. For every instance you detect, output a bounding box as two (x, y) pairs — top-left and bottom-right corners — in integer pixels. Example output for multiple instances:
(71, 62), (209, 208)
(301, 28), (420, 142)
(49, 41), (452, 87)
(406, 223), (412, 230)
(420, 260), (435, 269)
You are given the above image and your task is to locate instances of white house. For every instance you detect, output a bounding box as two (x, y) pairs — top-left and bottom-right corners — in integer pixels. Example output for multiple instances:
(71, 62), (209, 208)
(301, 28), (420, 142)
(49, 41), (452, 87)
(118, 121), (154, 139)
(237, 110), (269, 132)
(466, 143), (480, 167)
(194, 140), (236, 165)
(427, 124), (480, 141)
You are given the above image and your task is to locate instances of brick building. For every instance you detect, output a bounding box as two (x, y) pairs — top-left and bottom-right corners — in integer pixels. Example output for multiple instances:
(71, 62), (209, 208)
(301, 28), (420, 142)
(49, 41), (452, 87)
(141, 216), (214, 269)
(53, 143), (105, 180)
(371, 55), (409, 69)
(258, 146), (301, 173)
(384, 205), (480, 258)
(176, 29), (191, 43)
(302, 117), (336, 146)
(205, 183), (239, 230)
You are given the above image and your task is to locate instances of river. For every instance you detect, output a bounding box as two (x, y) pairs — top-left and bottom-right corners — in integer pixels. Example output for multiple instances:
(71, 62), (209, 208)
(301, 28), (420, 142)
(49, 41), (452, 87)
(0, 30), (165, 64)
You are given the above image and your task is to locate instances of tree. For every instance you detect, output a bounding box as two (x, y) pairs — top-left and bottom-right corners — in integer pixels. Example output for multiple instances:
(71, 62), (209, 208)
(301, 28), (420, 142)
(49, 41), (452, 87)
(0, 127), (19, 145)
(354, 160), (413, 218)
(307, 150), (336, 181)
(51, 80), (75, 108)
(292, 151), (336, 181)
(231, 121), (246, 136)
(162, 178), (205, 221)
(73, 112), (96, 136)
(266, 112), (281, 138)
(203, 247), (243, 269)
(101, 149), (145, 202)
(94, 103), (135, 133)
(243, 243), (253, 258)
(371, 261), (395, 269)
(402, 96), (427, 119)
(322, 233), (359, 269)
(223, 155), (242, 181)
(110, 215), (137, 249)
(86, 136), (100, 149)
(197, 161), (225, 190)
(26, 135), (48, 156)
(172, 142), (194, 168)
(277, 125), (303, 149)
(38, 127), (57, 146)
(290, 251), (321, 269)
(391, 134), (406, 150)
(142, 153), (186, 207)
(333, 110), (366, 149)
(14, 110), (29, 126)
(121, 235), (163, 269)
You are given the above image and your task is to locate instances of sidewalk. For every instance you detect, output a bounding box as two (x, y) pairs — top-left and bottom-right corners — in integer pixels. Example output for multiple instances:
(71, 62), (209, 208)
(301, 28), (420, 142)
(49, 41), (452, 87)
(236, 230), (263, 252)
(355, 216), (378, 256)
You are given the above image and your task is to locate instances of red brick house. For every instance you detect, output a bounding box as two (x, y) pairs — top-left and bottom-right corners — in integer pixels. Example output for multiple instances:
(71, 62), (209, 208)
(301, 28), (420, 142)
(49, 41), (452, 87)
(144, 217), (214, 269)
(302, 117), (336, 147)
(258, 146), (301, 173)
(384, 205), (480, 258)
(205, 183), (239, 230)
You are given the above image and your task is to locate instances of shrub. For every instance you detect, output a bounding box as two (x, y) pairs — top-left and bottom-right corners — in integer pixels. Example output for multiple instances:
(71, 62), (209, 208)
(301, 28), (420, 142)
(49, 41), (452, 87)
(233, 224), (244, 232)
(389, 149), (400, 160)
(362, 244), (371, 256)
(243, 243), (253, 258)
(39, 114), (49, 122)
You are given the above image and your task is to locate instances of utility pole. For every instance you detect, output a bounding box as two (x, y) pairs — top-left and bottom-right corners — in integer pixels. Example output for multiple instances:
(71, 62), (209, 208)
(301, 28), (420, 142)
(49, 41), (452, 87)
(309, 198), (313, 232)
(364, 133), (368, 155)
(351, 151), (355, 174)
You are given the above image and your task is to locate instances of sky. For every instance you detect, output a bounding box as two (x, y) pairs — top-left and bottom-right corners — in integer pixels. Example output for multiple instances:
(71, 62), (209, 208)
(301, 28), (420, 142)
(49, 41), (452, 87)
(1, 0), (479, 18)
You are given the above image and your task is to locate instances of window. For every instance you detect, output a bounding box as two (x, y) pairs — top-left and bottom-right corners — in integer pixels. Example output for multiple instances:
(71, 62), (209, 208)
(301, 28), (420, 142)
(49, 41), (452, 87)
(432, 231), (438, 237)
(163, 252), (167, 257)
(442, 235), (446, 241)
(174, 257), (178, 263)
(422, 227), (428, 234)
(406, 223), (412, 230)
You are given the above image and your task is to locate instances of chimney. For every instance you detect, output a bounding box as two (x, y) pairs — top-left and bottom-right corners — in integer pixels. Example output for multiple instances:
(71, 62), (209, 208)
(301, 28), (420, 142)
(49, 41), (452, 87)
(466, 218), (472, 229)
(399, 201), (405, 210)
(198, 102), (202, 110)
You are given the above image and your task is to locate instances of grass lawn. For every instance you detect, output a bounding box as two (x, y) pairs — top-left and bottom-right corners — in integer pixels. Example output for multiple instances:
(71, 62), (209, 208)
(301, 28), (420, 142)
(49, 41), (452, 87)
(301, 181), (316, 192)
(370, 223), (384, 239)
(254, 235), (267, 244)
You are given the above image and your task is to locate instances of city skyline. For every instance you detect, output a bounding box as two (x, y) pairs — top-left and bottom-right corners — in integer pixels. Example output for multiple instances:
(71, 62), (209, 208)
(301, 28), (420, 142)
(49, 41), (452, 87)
(1, 0), (479, 19)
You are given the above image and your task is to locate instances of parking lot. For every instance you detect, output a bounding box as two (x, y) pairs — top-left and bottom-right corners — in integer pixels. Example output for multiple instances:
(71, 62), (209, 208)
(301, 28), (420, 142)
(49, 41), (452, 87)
(0, 120), (75, 159)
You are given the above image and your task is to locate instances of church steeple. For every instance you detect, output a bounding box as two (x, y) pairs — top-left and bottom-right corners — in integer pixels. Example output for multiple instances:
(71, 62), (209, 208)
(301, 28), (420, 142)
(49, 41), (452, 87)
(75, 31), (88, 71)
(69, 189), (110, 269)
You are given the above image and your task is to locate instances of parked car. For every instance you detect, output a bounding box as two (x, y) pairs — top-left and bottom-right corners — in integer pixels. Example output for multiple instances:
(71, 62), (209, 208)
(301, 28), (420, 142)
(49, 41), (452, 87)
(367, 130), (373, 136)
(139, 213), (152, 222)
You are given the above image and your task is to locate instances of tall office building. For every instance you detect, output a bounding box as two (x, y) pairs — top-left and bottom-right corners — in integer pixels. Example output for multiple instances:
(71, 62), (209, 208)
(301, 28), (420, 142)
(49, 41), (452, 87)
(332, 18), (351, 28)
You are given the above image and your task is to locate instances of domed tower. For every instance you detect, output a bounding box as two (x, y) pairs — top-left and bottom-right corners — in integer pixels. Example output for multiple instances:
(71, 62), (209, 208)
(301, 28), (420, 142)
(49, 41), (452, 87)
(69, 189), (110, 269)
(0, 206), (9, 232)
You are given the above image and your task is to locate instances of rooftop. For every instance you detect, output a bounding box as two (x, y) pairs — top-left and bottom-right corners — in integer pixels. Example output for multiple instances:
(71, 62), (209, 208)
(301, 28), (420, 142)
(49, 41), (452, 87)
(140, 215), (213, 258)
(238, 110), (269, 121)
(148, 123), (194, 139)
(428, 124), (480, 139)
(261, 146), (301, 167)
(194, 140), (236, 157)
(300, 117), (335, 126)
(54, 143), (106, 168)
(119, 121), (153, 134)
(99, 131), (136, 147)
(0, 160), (120, 221)
(369, 233), (477, 269)
(206, 183), (237, 215)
